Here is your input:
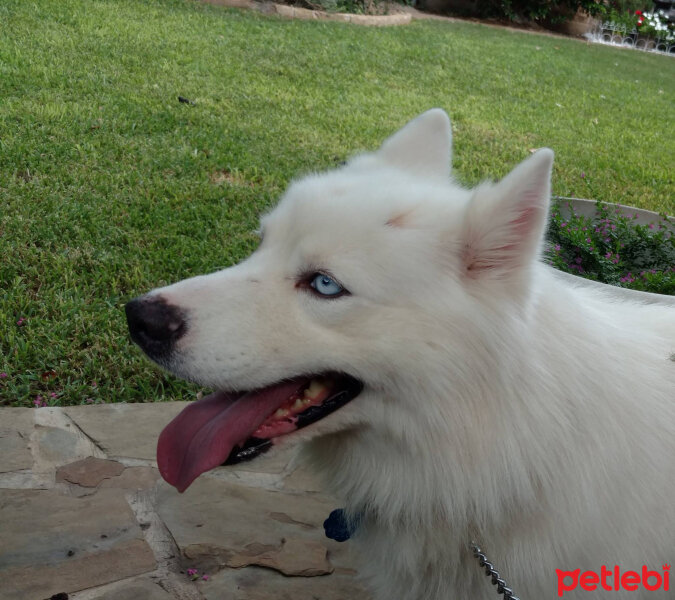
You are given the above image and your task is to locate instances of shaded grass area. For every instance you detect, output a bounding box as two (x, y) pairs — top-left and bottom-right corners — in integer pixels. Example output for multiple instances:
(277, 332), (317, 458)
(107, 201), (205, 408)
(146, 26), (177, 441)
(1, 0), (673, 406)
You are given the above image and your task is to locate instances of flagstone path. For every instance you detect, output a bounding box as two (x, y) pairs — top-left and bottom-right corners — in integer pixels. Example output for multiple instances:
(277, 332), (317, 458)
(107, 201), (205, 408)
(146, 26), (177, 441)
(0, 404), (371, 600)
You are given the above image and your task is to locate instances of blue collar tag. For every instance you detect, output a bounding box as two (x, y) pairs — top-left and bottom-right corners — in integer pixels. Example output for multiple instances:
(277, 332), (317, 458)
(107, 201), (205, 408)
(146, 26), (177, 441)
(323, 508), (361, 542)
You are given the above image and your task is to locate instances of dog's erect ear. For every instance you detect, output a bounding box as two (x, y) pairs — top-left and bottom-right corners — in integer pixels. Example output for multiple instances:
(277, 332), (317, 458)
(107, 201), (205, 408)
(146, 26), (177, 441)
(461, 149), (554, 280)
(376, 109), (452, 179)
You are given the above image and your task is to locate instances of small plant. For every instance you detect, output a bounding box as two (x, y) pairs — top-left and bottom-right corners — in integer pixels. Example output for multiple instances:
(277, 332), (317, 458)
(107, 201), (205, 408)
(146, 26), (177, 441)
(186, 567), (210, 582)
(545, 201), (675, 295)
(635, 9), (675, 40)
(603, 3), (674, 41)
(605, 7), (640, 29)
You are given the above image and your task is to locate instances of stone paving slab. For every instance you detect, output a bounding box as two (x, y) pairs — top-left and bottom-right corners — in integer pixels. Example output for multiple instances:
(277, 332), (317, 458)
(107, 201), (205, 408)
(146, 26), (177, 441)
(56, 457), (126, 487)
(0, 405), (370, 600)
(64, 402), (188, 461)
(199, 565), (370, 600)
(0, 488), (156, 599)
(74, 576), (175, 600)
(156, 476), (355, 575)
(0, 408), (33, 473)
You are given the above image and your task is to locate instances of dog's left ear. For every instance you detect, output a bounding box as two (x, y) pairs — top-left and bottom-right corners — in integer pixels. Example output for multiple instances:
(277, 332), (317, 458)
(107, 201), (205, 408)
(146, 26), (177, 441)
(376, 109), (452, 179)
(461, 149), (554, 280)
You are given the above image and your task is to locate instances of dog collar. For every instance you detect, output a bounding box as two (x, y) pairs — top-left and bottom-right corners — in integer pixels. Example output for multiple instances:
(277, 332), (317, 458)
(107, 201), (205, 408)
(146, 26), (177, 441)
(471, 542), (520, 600)
(324, 510), (519, 599)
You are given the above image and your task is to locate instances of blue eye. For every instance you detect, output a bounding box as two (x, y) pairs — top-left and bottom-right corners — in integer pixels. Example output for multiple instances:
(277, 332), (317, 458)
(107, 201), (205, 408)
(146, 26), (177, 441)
(310, 273), (345, 297)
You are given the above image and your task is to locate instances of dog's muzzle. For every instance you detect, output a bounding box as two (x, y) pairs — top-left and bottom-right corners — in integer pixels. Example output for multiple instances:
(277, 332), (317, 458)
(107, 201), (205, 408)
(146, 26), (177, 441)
(125, 295), (187, 361)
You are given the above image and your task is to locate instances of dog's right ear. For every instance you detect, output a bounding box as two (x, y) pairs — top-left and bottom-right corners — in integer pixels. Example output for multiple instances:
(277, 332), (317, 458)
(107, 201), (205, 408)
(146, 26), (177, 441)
(376, 109), (452, 179)
(460, 149), (554, 282)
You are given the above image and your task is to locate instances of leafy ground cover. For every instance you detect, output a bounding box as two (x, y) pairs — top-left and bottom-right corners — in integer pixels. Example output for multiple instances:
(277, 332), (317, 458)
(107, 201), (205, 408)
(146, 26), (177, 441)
(546, 201), (674, 294)
(1, 0), (673, 406)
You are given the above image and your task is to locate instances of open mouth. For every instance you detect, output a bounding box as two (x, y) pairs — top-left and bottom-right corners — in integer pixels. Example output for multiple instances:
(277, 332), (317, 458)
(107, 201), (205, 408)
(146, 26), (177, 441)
(157, 373), (363, 493)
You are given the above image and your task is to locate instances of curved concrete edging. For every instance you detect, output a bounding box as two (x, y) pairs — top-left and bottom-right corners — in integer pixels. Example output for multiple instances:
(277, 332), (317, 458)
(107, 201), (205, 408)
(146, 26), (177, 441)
(555, 196), (674, 232)
(200, 0), (412, 25)
(552, 269), (675, 306)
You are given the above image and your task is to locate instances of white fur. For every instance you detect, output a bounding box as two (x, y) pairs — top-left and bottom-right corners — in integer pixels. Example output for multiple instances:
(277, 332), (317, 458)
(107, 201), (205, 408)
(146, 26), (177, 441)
(150, 110), (675, 599)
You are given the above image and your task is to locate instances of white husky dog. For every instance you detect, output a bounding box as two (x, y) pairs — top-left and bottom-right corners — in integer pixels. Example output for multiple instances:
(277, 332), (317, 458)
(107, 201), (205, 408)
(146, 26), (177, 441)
(126, 110), (675, 599)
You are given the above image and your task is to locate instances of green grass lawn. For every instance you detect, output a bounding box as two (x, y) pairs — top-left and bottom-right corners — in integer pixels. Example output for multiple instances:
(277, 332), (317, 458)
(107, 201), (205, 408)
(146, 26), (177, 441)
(1, 0), (673, 407)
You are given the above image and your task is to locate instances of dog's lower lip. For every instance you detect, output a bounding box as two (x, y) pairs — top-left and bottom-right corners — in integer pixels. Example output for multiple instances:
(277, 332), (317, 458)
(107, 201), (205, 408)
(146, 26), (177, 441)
(222, 375), (363, 466)
(223, 437), (273, 465)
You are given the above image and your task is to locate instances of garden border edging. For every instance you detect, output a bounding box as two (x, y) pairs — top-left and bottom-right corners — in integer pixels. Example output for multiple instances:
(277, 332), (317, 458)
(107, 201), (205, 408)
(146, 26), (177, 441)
(200, 0), (412, 25)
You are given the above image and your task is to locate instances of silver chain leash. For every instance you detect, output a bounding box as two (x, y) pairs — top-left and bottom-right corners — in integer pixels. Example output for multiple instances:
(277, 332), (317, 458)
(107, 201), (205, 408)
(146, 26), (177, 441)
(471, 542), (521, 600)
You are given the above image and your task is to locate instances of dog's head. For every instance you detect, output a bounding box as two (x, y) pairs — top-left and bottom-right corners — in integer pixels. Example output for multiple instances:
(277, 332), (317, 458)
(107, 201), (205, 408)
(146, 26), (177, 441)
(126, 109), (553, 493)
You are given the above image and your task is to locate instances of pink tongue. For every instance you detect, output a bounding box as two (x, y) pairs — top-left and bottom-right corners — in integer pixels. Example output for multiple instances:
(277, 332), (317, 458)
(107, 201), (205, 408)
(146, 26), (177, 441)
(157, 380), (303, 492)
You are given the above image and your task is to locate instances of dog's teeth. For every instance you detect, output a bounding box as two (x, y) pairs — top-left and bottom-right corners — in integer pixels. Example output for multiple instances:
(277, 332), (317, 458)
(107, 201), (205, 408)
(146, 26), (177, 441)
(274, 408), (290, 419)
(304, 378), (326, 400)
(292, 398), (304, 411)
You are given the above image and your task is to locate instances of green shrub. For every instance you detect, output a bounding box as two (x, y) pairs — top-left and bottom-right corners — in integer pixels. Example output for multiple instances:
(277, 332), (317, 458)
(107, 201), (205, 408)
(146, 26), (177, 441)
(475, 0), (605, 23)
(545, 201), (675, 295)
(604, 7), (639, 29)
(607, 0), (653, 14)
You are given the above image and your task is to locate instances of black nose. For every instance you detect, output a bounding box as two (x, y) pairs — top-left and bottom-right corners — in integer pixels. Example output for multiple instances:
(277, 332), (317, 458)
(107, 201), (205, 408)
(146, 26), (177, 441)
(125, 295), (187, 359)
